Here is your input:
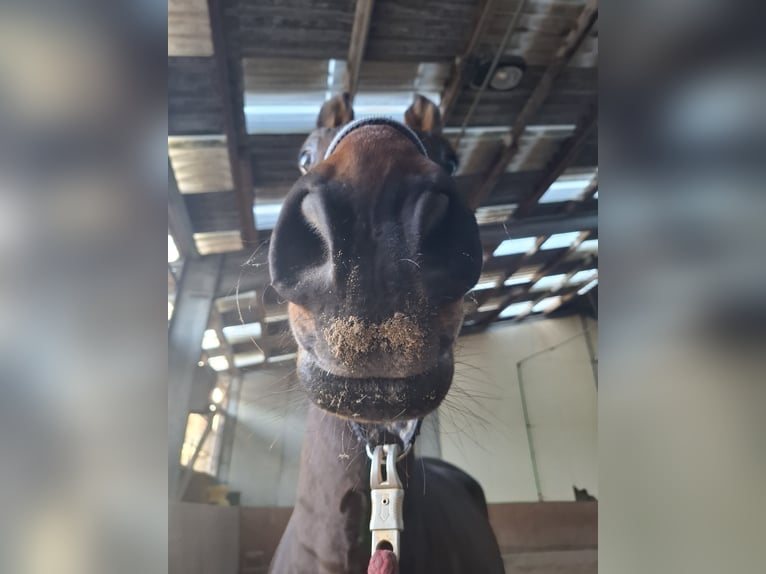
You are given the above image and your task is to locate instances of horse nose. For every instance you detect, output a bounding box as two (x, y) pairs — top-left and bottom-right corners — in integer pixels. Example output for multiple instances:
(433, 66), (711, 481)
(269, 183), (483, 308)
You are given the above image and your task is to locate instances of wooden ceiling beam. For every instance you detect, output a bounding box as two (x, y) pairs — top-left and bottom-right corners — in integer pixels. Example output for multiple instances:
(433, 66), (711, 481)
(467, 0), (598, 209)
(541, 271), (598, 318)
(479, 211), (598, 244)
(476, 230), (591, 327)
(207, 0), (257, 245)
(168, 158), (200, 260)
(345, 0), (376, 100)
(440, 0), (497, 122)
(513, 102), (597, 219)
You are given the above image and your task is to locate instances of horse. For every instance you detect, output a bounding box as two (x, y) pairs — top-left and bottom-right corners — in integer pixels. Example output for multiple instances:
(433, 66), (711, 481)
(267, 93), (505, 573)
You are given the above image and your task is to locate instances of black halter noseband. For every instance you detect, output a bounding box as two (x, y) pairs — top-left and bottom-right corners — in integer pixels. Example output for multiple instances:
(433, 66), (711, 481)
(324, 116), (429, 160)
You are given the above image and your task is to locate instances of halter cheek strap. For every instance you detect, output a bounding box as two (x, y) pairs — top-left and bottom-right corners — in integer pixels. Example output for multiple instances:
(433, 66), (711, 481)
(324, 116), (429, 160)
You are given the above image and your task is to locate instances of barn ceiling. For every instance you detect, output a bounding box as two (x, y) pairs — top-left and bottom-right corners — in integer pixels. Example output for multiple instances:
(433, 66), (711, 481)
(168, 0), (598, 374)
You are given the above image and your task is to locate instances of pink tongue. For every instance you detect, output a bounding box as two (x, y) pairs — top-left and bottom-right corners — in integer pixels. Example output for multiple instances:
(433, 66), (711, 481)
(367, 549), (398, 574)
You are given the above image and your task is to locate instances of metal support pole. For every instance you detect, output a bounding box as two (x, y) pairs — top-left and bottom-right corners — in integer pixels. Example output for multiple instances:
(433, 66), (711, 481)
(580, 314), (598, 389)
(168, 255), (222, 499)
(216, 374), (243, 483)
(516, 361), (543, 501)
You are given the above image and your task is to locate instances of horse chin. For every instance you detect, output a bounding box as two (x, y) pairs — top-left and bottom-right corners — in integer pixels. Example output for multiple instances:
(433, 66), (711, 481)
(297, 350), (454, 424)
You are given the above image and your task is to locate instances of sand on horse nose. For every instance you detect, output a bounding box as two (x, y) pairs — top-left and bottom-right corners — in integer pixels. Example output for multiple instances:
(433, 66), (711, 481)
(323, 312), (426, 366)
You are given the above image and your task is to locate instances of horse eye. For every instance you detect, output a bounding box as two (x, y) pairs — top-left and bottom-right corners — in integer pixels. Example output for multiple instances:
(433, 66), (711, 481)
(446, 158), (458, 175)
(299, 150), (313, 175)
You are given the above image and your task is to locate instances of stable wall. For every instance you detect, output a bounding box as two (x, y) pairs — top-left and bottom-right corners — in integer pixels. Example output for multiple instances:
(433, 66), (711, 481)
(224, 316), (597, 506)
(442, 315), (598, 502)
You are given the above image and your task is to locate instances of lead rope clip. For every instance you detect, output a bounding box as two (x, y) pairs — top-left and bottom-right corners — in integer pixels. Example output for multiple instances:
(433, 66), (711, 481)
(369, 444), (404, 560)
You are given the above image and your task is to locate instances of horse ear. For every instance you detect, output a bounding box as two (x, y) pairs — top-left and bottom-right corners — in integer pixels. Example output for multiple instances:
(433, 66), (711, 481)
(316, 92), (354, 128)
(404, 94), (443, 134)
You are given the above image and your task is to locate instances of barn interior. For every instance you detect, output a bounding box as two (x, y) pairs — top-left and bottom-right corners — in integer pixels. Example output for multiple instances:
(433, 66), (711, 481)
(168, 0), (598, 572)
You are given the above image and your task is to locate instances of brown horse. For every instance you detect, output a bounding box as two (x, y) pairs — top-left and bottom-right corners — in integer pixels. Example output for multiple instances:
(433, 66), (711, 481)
(267, 94), (504, 573)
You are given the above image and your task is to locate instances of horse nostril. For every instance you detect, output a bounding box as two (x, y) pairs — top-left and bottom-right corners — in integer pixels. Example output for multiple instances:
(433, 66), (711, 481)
(300, 193), (330, 238)
(415, 192), (449, 239)
(269, 191), (332, 299)
(412, 190), (483, 302)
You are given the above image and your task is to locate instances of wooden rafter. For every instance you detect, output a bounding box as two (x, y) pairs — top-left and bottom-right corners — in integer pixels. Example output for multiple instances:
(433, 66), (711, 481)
(168, 158), (200, 260)
(207, 0), (257, 245)
(480, 211), (598, 244)
(513, 101), (597, 219)
(345, 0), (375, 100)
(440, 0), (497, 122)
(477, 230), (591, 326)
(467, 0), (598, 209)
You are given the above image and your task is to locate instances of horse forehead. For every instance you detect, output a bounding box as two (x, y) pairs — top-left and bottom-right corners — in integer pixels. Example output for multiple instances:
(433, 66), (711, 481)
(320, 125), (433, 194)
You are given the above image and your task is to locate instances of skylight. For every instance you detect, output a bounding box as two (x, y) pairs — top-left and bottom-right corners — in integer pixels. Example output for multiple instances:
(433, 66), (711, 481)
(532, 296), (561, 313)
(493, 236), (537, 257)
(222, 323), (263, 343)
(499, 301), (532, 319)
(539, 170), (597, 203)
(245, 101), (325, 134)
(473, 272), (504, 291)
(531, 274), (567, 291)
(473, 281), (499, 291)
(201, 329), (220, 350)
(267, 353), (298, 364)
(233, 350), (265, 368)
(264, 314), (289, 323)
(477, 302), (500, 313)
(168, 234), (179, 263)
(253, 202), (283, 231)
(475, 204), (517, 226)
(578, 279), (598, 295)
(576, 239), (599, 254)
(541, 232), (582, 250)
(567, 269), (598, 285)
(207, 355), (230, 372)
(504, 275), (531, 287)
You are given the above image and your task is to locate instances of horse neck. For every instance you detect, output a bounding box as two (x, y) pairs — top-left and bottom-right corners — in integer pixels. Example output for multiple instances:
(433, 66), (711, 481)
(290, 404), (370, 569)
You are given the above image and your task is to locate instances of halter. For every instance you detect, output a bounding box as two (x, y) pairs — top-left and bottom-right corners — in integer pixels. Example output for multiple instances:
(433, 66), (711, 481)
(351, 417), (423, 560)
(323, 116), (429, 160)
(350, 418), (423, 462)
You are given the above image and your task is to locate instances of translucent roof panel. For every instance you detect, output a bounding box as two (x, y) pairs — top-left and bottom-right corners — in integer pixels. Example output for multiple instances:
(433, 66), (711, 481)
(244, 59), (447, 133)
(499, 301), (532, 319)
(253, 202), (283, 231)
(202, 329), (220, 350)
(207, 355), (229, 372)
(576, 239), (599, 254)
(267, 353), (298, 364)
(504, 275), (532, 287)
(493, 236), (537, 257)
(168, 234), (180, 263)
(531, 274), (567, 292)
(578, 279), (599, 295)
(541, 232), (582, 250)
(222, 323), (263, 344)
(532, 296), (561, 313)
(473, 271), (504, 291)
(567, 269), (598, 285)
(475, 204), (517, 226)
(233, 350), (265, 369)
(539, 169), (597, 203)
